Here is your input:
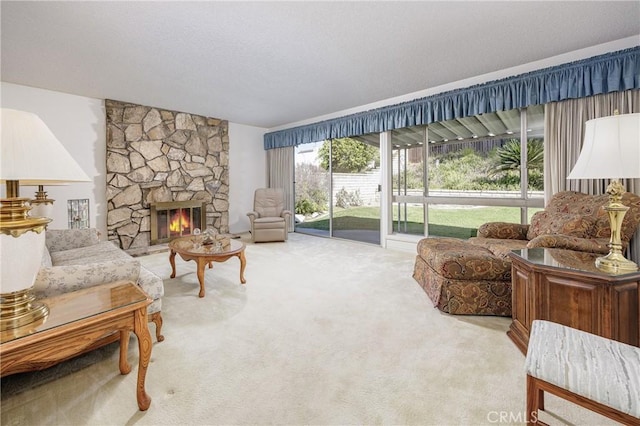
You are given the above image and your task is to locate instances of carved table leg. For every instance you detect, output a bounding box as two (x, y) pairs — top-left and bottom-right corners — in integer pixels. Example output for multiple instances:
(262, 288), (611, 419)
(196, 258), (207, 298)
(119, 330), (132, 374)
(150, 312), (164, 342)
(169, 250), (177, 279)
(238, 250), (247, 284)
(133, 307), (152, 411)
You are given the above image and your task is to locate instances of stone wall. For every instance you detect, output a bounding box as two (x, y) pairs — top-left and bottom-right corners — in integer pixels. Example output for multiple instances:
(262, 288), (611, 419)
(106, 99), (229, 250)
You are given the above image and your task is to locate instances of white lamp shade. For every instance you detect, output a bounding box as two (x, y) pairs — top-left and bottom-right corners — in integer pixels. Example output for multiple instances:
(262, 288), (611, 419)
(0, 108), (91, 184)
(567, 113), (640, 180)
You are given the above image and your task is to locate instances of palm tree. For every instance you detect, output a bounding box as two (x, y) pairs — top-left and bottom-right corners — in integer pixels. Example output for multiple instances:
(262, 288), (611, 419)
(491, 138), (543, 175)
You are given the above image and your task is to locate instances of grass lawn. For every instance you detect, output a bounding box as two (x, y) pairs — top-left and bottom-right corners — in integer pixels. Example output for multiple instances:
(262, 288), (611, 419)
(296, 205), (542, 239)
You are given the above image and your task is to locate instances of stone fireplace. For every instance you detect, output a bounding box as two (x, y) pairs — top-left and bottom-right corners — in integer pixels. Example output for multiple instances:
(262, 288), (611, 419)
(150, 200), (207, 245)
(106, 100), (229, 251)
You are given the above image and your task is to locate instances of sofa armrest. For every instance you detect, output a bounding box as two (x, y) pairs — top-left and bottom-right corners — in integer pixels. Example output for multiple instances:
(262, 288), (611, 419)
(281, 210), (292, 218)
(476, 222), (529, 240)
(247, 211), (259, 222)
(526, 235), (611, 254)
(34, 258), (140, 299)
(46, 228), (100, 253)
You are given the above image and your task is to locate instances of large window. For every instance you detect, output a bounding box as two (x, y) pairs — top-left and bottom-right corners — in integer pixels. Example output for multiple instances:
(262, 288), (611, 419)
(391, 105), (544, 238)
(294, 106), (545, 244)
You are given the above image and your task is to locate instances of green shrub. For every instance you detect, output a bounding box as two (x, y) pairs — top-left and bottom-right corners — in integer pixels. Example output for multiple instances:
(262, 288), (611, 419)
(295, 163), (328, 215)
(428, 151), (489, 190)
(335, 188), (363, 208)
(425, 143), (544, 191)
(295, 198), (319, 215)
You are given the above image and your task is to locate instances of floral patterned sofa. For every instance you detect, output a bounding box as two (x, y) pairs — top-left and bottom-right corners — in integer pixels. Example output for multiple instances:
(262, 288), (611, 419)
(413, 191), (640, 316)
(34, 228), (164, 341)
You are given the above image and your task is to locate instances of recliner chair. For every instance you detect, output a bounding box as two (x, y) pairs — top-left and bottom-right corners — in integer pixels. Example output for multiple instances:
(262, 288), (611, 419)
(247, 188), (291, 242)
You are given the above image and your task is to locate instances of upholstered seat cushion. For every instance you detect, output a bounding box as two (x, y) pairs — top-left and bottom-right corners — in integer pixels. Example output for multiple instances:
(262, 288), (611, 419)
(417, 237), (512, 281)
(51, 241), (127, 265)
(467, 237), (529, 259)
(253, 216), (286, 229)
(414, 237), (513, 316)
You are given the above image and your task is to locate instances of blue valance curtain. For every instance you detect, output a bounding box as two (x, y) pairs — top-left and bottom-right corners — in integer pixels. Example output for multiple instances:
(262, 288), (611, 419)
(264, 46), (639, 150)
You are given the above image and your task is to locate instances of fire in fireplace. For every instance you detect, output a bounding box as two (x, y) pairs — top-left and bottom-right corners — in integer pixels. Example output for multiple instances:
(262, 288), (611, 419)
(150, 201), (207, 245)
(169, 209), (191, 233)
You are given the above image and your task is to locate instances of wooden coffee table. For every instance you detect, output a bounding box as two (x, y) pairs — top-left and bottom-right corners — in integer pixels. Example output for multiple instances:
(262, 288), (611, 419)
(169, 235), (246, 297)
(0, 281), (153, 411)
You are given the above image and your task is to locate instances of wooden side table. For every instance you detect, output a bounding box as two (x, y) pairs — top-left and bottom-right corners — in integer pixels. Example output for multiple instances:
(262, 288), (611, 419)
(0, 281), (153, 411)
(508, 248), (640, 355)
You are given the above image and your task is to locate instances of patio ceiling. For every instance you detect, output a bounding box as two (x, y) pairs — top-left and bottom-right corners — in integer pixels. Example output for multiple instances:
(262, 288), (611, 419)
(354, 106), (545, 149)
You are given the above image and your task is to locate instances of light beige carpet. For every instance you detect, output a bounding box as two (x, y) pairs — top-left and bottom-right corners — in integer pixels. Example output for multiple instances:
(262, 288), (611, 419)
(1, 233), (615, 425)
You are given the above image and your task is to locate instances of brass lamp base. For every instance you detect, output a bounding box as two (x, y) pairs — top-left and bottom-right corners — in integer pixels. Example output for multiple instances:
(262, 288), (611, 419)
(595, 179), (640, 274)
(0, 287), (49, 331)
(596, 252), (639, 274)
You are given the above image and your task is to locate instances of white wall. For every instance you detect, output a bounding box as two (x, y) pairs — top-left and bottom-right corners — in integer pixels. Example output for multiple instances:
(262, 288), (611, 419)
(228, 122), (267, 233)
(1, 82), (107, 236)
(1, 82), (267, 237)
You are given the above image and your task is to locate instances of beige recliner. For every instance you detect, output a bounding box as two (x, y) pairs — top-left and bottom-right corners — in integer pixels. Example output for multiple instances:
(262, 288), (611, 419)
(247, 188), (292, 242)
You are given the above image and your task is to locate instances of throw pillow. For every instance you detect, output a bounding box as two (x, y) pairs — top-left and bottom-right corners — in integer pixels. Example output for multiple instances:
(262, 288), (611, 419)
(527, 211), (595, 240)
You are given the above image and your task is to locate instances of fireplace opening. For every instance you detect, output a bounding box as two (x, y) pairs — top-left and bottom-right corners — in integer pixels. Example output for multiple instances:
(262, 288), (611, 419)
(150, 201), (206, 245)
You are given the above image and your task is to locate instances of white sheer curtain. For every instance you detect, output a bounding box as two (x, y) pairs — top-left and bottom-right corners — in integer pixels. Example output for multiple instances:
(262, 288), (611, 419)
(544, 89), (640, 263)
(267, 146), (295, 232)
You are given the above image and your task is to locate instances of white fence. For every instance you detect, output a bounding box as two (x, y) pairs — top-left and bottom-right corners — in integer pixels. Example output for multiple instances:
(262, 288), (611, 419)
(332, 170), (381, 206)
(306, 168), (542, 208)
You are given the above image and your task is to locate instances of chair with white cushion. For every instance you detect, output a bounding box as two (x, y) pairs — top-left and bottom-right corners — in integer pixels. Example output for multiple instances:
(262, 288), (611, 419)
(525, 320), (639, 425)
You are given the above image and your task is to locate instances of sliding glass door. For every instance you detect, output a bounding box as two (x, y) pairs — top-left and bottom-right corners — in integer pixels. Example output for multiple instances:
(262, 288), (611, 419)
(294, 141), (330, 237)
(331, 137), (380, 244)
(294, 137), (381, 244)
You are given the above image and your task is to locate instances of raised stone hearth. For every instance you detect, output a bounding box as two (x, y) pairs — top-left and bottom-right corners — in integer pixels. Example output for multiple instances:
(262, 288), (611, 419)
(106, 99), (229, 251)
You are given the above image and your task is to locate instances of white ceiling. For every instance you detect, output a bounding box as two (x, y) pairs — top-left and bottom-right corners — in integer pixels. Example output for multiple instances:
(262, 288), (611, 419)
(2, 1), (639, 129)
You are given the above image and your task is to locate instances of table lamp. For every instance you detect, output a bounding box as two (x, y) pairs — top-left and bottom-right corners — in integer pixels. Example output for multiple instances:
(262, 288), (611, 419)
(29, 184), (57, 218)
(567, 112), (640, 273)
(0, 108), (91, 331)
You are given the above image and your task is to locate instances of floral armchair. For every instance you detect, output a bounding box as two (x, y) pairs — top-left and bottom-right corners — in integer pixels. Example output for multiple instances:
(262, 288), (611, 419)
(468, 191), (640, 259)
(412, 190), (640, 317)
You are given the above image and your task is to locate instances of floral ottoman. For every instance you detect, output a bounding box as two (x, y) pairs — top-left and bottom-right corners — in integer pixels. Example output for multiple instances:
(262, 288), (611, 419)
(412, 237), (512, 316)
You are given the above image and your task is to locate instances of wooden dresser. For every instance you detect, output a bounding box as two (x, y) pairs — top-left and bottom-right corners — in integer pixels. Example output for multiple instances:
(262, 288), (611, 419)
(508, 248), (640, 355)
